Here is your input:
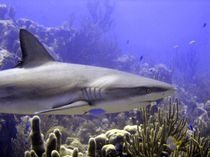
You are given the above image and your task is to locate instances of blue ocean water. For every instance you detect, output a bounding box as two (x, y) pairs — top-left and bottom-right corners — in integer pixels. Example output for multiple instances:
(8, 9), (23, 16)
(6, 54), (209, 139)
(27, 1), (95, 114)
(1, 0), (210, 77)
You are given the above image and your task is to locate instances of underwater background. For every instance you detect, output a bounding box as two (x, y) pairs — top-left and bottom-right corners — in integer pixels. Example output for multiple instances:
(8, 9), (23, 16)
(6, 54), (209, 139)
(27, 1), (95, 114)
(0, 0), (209, 156)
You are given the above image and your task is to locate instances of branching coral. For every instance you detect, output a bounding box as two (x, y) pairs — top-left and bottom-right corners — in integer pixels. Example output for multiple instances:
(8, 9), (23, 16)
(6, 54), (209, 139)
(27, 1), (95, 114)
(25, 115), (98, 157)
(23, 98), (209, 157)
(186, 129), (209, 157)
(124, 98), (209, 157)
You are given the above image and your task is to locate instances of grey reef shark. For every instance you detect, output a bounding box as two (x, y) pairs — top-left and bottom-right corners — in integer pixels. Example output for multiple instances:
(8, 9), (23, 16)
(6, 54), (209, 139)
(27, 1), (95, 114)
(0, 29), (176, 115)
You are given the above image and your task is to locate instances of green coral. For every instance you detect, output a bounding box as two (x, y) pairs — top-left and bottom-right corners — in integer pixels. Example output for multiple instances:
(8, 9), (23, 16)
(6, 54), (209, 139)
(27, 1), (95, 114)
(51, 150), (60, 157)
(24, 150), (30, 157)
(25, 115), (88, 157)
(45, 133), (57, 157)
(124, 98), (210, 157)
(54, 129), (62, 152)
(30, 116), (45, 157)
(72, 148), (79, 157)
(101, 144), (117, 157)
(87, 138), (96, 157)
(24, 98), (209, 157)
(186, 130), (209, 157)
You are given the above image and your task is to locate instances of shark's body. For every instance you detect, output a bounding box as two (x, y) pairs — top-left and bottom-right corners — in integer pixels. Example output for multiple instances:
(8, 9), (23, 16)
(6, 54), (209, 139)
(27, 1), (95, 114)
(0, 29), (175, 115)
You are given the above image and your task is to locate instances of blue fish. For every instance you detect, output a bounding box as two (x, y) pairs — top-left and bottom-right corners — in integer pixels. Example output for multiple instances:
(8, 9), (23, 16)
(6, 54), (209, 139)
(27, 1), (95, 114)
(139, 56), (143, 61)
(25, 125), (30, 131)
(203, 23), (207, 28)
(189, 125), (193, 131)
(88, 108), (105, 116)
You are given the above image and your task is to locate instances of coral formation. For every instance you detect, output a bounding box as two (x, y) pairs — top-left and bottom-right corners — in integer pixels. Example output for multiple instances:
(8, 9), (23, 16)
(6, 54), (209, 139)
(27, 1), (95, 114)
(87, 138), (96, 157)
(101, 144), (117, 157)
(0, 114), (16, 157)
(0, 48), (17, 69)
(124, 98), (209, 157)
(30, 116), (45, 157)
(0, 1), (119, 69)
(23, 98), (209, 157)
(124, 98), (188, 156)
(25, 115), (87, 157)
(0, 4), (15, 20)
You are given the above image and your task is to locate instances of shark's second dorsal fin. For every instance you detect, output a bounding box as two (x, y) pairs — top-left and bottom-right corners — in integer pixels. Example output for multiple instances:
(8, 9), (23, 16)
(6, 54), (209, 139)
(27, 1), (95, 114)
(17, 29), (54, 68)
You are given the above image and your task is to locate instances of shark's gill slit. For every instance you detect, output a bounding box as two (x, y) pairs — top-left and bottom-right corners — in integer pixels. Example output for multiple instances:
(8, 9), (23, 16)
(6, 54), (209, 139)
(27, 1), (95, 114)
(82, 87), (95, 101)
(94, 87), (103, 100)
(88, 87), (93, 100)
(81, 87), (103, 101)
(93, 87), (97, 99)
(81, 88), (88, 101)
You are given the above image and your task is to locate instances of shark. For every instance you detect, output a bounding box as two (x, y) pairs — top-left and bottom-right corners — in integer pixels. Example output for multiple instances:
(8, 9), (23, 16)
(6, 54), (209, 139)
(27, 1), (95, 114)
(0, 29), (176, 115)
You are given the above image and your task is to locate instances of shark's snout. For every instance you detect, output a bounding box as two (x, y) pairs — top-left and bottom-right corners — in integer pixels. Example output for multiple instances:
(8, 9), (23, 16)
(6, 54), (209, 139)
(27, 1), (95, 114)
(141, 81), (176, 102)
(103, 74), (176, 103)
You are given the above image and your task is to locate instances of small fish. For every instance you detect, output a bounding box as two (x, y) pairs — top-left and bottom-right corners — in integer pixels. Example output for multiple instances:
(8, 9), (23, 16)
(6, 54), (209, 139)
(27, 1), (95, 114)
(139, 56), (143, 62)
(189, 40), (196, 45)
(149, 68), (154, 72)
(126, 40), (130, 44)
(164, 136), (182, 151)
(173, 45), (179, 49)
(88, 108), (105, 116)
(189, 124), (193, 131)
(25, 125), (30, 131)
(203, 23), (207, 28)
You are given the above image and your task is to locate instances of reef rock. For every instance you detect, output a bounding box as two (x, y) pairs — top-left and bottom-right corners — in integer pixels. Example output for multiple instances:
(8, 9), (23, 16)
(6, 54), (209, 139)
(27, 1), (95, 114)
(0, 4), (15, 20)
(0, 48), (18, 69)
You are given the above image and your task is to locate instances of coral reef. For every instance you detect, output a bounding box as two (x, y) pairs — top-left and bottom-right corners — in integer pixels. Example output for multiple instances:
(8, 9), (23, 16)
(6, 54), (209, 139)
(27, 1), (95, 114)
(30, 116), (45, 156)
(0, 114), (16, 157)
(25, 115), (83, 157)
(23, 98), (209, 157)
(0, 2), (119, 69)
(87, 138), (96, 157)
(0, 48), (17, 69)
(124, 98), (209, 157)
(124, 98), (187, 156)
(0, 4), (15, 20)
(139, 63), (173, 83)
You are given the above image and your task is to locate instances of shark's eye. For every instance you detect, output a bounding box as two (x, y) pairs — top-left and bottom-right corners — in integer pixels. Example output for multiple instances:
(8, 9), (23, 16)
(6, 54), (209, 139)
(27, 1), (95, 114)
(146, 88), (152, 94)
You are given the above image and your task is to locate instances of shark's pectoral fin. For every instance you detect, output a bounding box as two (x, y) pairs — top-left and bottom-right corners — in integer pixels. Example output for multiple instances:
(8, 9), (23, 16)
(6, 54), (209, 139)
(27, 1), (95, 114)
(17, 29), (55, 68)
(34, 100), (89, 115)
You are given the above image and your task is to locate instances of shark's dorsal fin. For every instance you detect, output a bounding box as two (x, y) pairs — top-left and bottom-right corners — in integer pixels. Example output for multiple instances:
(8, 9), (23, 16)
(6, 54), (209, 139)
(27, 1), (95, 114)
(17, 29), (54, 68)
